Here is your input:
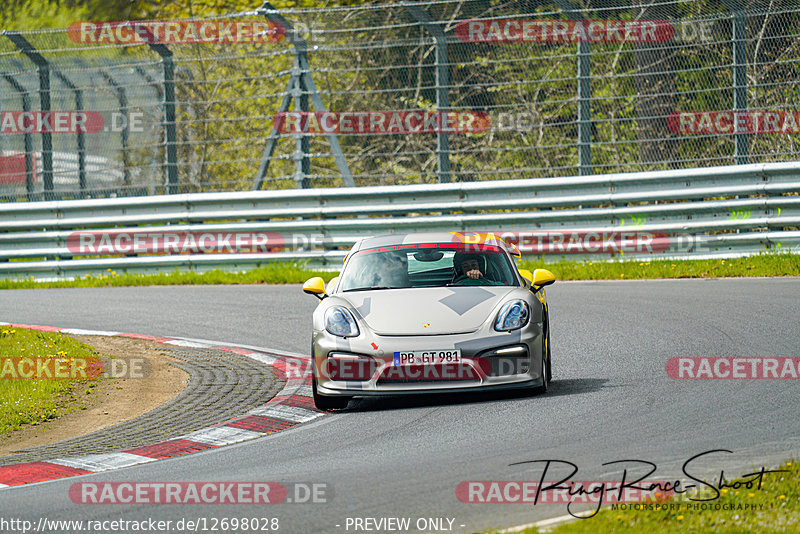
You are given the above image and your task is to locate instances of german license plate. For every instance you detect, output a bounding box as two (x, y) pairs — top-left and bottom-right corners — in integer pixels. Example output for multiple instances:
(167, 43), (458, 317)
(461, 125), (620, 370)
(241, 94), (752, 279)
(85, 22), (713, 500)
(393, 350), (462, 365)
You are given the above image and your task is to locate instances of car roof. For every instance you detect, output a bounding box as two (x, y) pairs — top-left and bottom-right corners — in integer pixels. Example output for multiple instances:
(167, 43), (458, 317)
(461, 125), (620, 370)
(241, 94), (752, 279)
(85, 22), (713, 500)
(353, 232), (513, 252)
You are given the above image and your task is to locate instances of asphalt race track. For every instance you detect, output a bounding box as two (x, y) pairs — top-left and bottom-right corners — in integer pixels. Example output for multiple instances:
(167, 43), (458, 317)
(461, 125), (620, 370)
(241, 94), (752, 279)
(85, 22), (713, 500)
(1, 278), (799, 533)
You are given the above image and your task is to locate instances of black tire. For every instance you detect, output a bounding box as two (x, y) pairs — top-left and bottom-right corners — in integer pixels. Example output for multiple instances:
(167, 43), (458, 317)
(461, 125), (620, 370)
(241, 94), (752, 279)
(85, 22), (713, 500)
(312, 370), (351, 410)
(537, 331), (549, 394)
(545, 316), (552, 383)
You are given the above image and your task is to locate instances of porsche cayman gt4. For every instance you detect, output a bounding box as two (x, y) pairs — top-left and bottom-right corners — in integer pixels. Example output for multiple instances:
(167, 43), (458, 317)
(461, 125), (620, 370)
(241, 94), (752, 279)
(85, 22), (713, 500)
(302, 232), (555, 410)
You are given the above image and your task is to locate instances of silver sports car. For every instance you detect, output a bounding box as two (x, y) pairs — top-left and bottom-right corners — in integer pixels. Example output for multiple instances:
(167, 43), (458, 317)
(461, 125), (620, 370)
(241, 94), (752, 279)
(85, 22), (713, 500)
(302, 232), (556, 410)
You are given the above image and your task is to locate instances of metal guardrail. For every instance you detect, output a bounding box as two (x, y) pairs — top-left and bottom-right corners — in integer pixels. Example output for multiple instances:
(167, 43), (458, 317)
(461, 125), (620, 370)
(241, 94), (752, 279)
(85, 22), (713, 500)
(1, 161), (799, 279)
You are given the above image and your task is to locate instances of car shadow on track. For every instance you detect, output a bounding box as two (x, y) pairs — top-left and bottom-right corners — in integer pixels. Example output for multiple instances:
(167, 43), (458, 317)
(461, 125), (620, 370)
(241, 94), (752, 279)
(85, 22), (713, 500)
(342, 378), (609, 413)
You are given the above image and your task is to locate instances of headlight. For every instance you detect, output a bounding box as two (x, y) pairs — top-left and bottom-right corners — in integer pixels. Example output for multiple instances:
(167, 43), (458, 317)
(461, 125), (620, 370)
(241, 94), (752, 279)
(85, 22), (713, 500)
(494, 300), (530, 331)
(325, 306), (360, 338)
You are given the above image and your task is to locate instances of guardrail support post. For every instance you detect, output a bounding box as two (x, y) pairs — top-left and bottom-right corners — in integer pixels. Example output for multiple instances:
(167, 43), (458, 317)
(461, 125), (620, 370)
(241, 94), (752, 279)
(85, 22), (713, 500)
(5, 32), (55, 199)
(403, 3), (451, 183)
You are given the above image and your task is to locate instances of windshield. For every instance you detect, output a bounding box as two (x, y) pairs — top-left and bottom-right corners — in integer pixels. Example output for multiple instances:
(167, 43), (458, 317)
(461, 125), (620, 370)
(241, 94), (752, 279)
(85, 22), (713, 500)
(339, 243), (519, 292)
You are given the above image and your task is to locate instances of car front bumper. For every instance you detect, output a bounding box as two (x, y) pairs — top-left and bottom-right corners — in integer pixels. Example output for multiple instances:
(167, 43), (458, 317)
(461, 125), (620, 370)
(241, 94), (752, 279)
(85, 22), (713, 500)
(312, 323), (545, 396)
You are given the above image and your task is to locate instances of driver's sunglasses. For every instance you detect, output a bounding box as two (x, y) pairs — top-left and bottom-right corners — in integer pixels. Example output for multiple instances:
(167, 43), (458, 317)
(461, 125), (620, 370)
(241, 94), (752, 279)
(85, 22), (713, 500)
(461, 259), (480, 271)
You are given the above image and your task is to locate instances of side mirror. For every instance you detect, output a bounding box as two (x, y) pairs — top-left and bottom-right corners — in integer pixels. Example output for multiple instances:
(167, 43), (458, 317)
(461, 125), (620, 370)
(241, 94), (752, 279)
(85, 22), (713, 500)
(302, 277), (327, 300)
(518, 269), (534, 286)
(532, 269), (556, 288)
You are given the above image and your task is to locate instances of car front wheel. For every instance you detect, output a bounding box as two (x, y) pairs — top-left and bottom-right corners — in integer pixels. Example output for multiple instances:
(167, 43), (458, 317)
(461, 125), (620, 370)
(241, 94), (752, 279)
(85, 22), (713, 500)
(545, 316), (552, 383)
(537, 331), (548, 394)
(312, 370), (351, 410)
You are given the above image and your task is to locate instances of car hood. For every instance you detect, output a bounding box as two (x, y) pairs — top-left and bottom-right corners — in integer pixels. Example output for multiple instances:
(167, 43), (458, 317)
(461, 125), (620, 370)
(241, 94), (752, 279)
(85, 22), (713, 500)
(334, 286), (519, 335)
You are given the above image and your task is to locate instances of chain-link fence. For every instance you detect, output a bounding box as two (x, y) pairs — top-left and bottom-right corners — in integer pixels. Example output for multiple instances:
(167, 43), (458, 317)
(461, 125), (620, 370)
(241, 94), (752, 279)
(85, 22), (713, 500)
(1, 0), (800, 199)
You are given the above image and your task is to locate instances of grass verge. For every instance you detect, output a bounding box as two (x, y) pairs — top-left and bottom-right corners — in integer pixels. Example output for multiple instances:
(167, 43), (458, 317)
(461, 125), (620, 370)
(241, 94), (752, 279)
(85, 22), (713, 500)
(522, 253), (800, 281)
(0, 327), (99, 435)
(0, 263), (338, 289)
(499, 459), (799, 533)
(0, 253), (797, 289)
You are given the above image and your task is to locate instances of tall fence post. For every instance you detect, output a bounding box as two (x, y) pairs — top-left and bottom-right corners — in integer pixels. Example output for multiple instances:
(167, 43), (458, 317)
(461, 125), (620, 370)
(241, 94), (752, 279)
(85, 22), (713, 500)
(52, 70), (86, 198)
(403, 3), (450, 183)
(293, 55), (311, 189)
(100, 71), (131, 192)
(1, 74), (35, 200)
(147, 41), (178, 194)
(134, 65), (165, 195)
(4, 32), (55, 199)
(724, 0), (748, 165)
(577, 40), (591, 175)
(554, 1), (592, 176)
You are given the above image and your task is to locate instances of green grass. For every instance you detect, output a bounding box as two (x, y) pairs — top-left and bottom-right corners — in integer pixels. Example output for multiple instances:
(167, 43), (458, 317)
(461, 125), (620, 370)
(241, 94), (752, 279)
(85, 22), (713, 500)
(0, 263), (340, 289)
(506, 460), (800, 533)
(0, 254), (798, 289)
(521, 253), (800, 281)
(0, 327), (99, 435)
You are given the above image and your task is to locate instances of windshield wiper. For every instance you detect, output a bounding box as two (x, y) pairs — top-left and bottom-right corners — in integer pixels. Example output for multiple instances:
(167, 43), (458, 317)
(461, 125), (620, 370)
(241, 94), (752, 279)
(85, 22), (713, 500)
(343, 286), (392, 292)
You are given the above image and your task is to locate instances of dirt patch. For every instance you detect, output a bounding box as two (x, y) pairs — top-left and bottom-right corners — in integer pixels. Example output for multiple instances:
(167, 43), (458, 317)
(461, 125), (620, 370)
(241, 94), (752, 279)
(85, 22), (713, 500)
(0, 335), (188, 457)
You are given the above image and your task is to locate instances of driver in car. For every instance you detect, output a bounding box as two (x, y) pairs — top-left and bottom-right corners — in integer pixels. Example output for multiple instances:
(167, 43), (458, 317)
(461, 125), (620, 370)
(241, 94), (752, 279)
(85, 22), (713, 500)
(452, 252), (503, 285)
(459, 255), (483, 280)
